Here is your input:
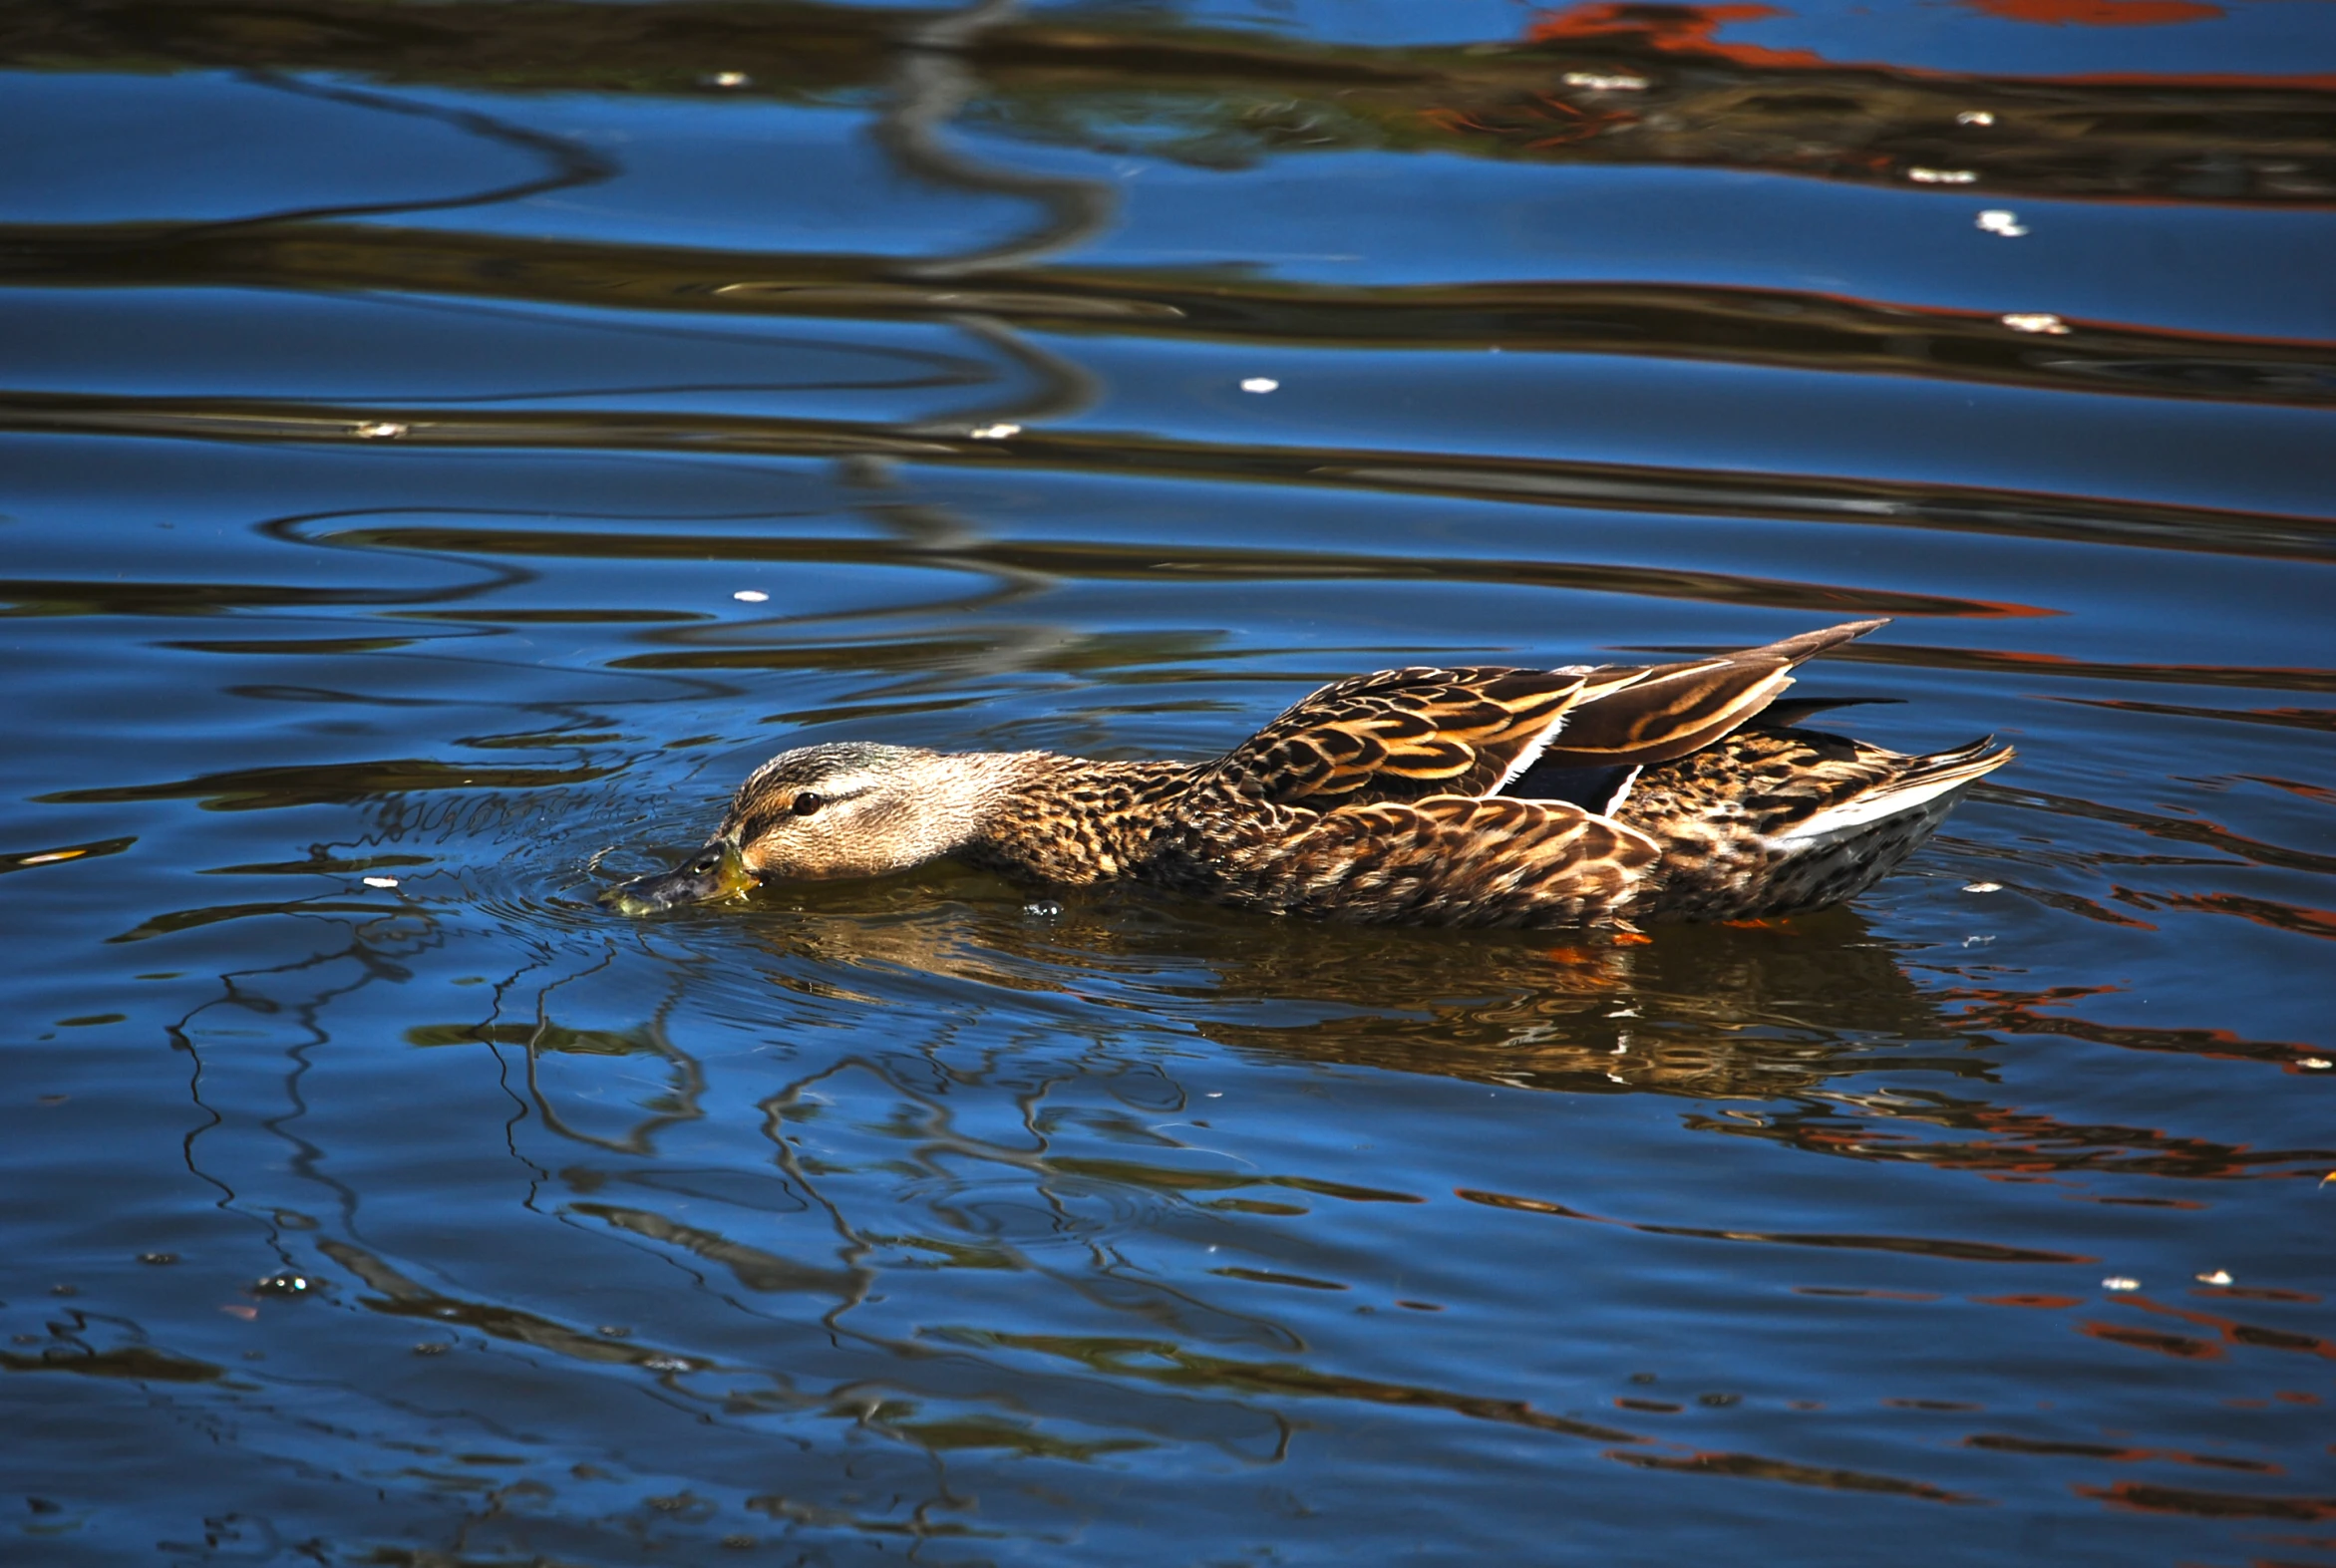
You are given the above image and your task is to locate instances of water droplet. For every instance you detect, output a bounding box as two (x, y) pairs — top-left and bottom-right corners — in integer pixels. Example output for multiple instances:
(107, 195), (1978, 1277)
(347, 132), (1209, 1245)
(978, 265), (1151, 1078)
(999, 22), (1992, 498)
(2102, 1276), (2141, 1292)
(252, 1272), (312, 1298)
(361, 875), (400, 889)
(2001, 314), (2068, 335)
(968, 422), (1022, 440)
(1962, 881), (2003, 893)
(732, 589), (770, 603)
(1976, 209), (2028, 237)
(2195, 1270), (2233, 1286)
(352, 421), (408, 440)
(1239, 378), (1279, 393)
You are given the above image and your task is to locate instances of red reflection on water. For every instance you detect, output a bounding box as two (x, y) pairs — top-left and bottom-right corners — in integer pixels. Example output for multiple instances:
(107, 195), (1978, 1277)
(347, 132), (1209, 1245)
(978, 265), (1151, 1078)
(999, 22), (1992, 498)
(1973, 1293), (2086, 1308)
(1962, 0), (2221, 24)
(2078, 1480), (2336, 1518)
(2081, 1319), (2225, 1359)
(2154, 892), (2336, 943)
(1526, 3), (1829, 66)
(2123, 1295), (2336, 1361)
(1965, 1432), (2279, 1471)
(1605, 1444), (1982, 1501)
(1516, 0), (2336, 98)
(1945, 985), (2325, 1079)
(2194, 1287), (2323, 1304)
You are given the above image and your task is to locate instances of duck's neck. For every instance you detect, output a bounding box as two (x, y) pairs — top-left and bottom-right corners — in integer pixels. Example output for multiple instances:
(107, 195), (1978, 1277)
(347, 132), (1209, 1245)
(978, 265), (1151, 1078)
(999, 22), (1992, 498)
(950, 752), (1197, 885)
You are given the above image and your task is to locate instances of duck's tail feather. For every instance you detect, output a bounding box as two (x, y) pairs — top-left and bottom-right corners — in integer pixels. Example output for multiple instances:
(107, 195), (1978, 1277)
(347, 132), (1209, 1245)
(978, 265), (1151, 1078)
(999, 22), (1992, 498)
(1777, 736), (2015, 849)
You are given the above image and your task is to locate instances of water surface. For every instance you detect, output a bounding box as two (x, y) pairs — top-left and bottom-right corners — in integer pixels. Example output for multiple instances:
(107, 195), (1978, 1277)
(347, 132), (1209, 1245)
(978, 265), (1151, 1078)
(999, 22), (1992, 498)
(3, 2), (2333, 1562)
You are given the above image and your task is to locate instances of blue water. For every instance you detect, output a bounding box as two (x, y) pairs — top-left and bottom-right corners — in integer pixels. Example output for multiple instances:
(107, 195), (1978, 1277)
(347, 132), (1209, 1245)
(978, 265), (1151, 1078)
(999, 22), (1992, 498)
(3, 1), (2333, 1562)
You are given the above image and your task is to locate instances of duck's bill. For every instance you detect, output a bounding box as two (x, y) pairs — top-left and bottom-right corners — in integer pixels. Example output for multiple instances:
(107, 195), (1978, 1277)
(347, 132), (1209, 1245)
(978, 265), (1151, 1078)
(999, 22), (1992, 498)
(596, 841), (758, 915)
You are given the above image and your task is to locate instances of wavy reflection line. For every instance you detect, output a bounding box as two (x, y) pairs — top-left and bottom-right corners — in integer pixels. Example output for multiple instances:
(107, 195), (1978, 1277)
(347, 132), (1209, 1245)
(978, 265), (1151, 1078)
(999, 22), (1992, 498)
(1693, 1084), (2335, 1181)
(1454, 1187), (2096, 1263)
(16, 218), (2335, 409)
(873, 0), (1119, 282)
(2076, 1479), (2336, 1519)
(281, 518), (2046, 628)
(7, 391), (2328, 565)
(1603, 1445), (1982, 1504)
(156, 69), (616, 241)
(1939, 985), (2336, 1080)
(518, 958), (706, 1157)
(1965, 1431), (2278, 1473)
(947, 1327), (1646, 1446)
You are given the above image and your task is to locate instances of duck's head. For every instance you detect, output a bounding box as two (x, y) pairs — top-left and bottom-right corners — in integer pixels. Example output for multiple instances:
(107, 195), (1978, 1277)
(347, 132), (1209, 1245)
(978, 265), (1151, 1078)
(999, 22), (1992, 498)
(597, 742), (1008, 915)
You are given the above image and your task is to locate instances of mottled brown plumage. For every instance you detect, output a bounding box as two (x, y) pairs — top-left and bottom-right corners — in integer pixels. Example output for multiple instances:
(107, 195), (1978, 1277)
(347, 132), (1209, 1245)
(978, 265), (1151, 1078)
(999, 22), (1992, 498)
(599, 618), (2013, 927)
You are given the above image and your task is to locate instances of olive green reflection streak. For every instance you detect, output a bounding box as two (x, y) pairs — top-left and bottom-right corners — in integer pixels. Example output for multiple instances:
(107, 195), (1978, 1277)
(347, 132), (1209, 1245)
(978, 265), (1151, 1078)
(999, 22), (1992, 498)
(5, 0), (2331, 207)
(320, 1236), (716, 1374)
(13, 223), (2336, 410)
(6, 391), (2329, 567)
(41, 758), (617, 811)
(1454, 1187), (2095, 1265)
(939, 1326), (1646, 1446)
(1604, 1447), (1981, 1505)
(570, 1201), (865, 1298)
(0, 1345), (224, 1383)
(345, 518), (2015, 624)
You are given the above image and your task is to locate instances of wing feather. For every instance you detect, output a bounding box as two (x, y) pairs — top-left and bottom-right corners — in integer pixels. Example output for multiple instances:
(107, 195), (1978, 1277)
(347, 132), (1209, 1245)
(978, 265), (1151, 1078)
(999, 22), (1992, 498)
(1211, 666), (1587, 807)
(1235, 794), (1662, 926)
(1515, 618), (1888, 776)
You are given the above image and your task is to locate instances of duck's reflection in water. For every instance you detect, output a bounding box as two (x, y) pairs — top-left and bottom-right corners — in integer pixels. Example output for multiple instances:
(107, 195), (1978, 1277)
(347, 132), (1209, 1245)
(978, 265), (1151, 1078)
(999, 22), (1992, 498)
(731, 875), (1960, 1099)
(708, 871), (2330, 1184)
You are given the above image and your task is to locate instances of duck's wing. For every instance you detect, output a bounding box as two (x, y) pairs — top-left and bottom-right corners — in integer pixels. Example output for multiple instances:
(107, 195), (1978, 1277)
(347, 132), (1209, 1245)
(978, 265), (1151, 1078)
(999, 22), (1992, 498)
(1209, 665), (1589, 808)
(1504, 618), (1889, 788)
(1241, 794), (1662, 926)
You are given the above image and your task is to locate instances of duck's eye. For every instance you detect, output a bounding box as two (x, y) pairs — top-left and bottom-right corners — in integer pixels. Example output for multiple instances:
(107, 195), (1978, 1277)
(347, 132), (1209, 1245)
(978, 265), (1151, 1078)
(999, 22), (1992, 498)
(691, 852), (720, 873)
(791, 791), (825, 817)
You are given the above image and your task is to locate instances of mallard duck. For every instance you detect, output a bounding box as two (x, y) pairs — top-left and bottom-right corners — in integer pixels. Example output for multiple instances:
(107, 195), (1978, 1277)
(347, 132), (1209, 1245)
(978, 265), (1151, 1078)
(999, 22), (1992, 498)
(600, 618), (2011, 927)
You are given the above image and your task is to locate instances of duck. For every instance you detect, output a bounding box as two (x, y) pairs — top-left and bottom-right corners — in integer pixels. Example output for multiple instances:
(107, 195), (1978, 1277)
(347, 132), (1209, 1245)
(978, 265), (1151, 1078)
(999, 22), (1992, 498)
(598, 618), (2012, 927)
